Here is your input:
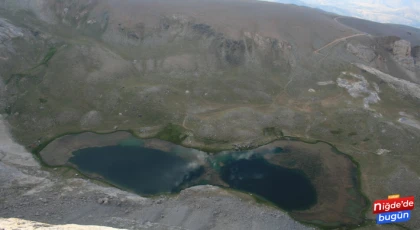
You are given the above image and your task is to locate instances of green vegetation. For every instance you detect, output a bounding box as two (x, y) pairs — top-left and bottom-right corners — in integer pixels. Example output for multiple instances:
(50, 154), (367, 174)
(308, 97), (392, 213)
(39, 98), (48, 103)
(348, 132), (358, 137)
(6, 47), (57, 84)
(27, 47), (57, 70)
(39, 47), (57, 67)
(330, 129), (343, 135)
(156, 123), (188, 145)
(196, 137), (229, 145)
(263, 127), (284, 137)
(345, 195), (365, 219)
(4, 106), (12, 115)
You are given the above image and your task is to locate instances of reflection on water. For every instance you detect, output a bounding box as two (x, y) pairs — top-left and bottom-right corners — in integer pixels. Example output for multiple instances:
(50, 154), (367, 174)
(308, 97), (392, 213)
(70, 145), (203, 195)
(69, 139), (317, 210)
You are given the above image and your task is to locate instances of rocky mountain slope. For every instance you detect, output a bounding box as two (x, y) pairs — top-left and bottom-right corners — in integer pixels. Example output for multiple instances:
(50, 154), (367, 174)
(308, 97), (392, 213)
(1, 0), (420, 229)
(0, 115), (311, 230)
(266, 0), (420, 28)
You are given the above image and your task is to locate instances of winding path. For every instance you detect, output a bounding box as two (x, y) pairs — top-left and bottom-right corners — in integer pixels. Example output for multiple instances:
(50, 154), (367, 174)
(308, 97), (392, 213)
(314, 33), (367, 54)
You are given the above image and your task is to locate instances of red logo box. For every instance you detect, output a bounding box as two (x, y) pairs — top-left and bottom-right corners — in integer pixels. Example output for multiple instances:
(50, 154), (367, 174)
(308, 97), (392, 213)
(373, 196), (415, 214)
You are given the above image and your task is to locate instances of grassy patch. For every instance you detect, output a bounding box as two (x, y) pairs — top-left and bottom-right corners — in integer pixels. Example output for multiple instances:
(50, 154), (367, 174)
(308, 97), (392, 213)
(6, 47), (57, 84)
(27, 46), (58, 70)
(28, 47), (57, 70)
(196, 137), (229, 145)
(40, 47), (57, 66)
(348, 132), (358, 137)
(330, 129), (343, 135)
(39, 98), (48, 103)
(263, 127), (284, 137)
(4, 106), (12, 115)
(155, 123), (188, 145)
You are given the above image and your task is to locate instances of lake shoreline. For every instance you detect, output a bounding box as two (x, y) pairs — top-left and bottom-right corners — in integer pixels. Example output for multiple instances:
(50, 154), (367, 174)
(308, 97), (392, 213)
(32, 129), (370, 229)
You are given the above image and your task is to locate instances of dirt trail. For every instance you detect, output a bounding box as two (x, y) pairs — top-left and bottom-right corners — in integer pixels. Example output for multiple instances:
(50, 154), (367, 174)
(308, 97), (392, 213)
(314, 33), (367, 53)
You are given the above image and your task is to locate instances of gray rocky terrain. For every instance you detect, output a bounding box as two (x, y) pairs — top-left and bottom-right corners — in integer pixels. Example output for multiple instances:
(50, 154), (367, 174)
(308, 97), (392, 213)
(0, 115), (311, 230)
(1, 0), (420, 229)
(0, 219), (123, 230)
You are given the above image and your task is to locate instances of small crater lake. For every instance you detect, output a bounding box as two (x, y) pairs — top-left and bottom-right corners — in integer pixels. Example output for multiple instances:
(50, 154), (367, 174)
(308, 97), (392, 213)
(40, 132), (367, 226)
(67, 138), (317, 211)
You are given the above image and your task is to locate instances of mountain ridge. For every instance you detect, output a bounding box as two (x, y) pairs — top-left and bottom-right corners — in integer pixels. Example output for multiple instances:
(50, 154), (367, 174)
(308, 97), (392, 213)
(262, 0), (420, 28)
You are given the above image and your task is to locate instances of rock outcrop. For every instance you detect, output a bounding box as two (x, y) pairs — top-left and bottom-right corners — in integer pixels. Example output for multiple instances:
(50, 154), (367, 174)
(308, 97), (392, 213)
(393, 39), (412, 57)
(376, 36), (419, 81)
(392, 39), (416, 71)
(346, 43), (376, 63)
(355, 63), (420, 101)
(0, 18), (23, 43)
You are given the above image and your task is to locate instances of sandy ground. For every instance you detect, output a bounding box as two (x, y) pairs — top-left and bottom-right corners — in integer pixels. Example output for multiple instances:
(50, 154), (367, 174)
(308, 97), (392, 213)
(0, 115), (312, 230)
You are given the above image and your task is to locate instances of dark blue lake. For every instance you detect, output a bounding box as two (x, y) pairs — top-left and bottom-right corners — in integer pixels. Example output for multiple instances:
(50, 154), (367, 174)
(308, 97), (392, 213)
(70, 145), (204, 195)
(69, 141), (317, 210)
(220, 157), (317, 211)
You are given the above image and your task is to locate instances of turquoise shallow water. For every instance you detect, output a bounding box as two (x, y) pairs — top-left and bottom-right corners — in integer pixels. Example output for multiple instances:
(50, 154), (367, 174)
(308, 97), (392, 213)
(69, 141), (317, 210)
